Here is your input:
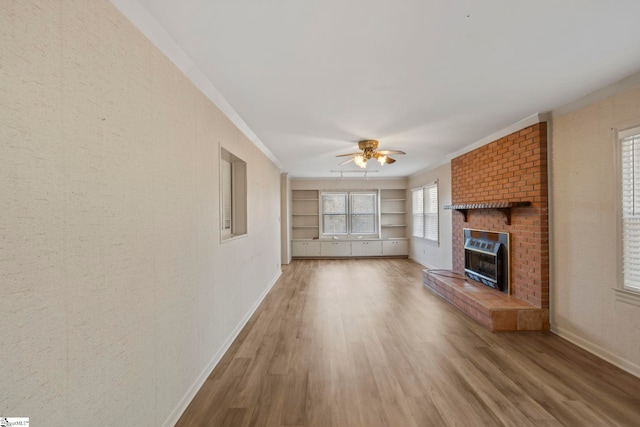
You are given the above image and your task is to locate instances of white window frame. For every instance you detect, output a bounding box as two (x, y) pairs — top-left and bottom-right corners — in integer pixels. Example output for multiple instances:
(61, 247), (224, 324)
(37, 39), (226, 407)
(616, 124), (640, 306)
(320, 190), (378, 237)
(220, 146), (247, 242)
(412, 181), (439, 243)
(221, 157), (233, 236)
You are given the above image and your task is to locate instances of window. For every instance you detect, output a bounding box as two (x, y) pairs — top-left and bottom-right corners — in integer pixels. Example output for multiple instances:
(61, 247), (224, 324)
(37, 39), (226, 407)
(620, 126), (640, 293)
(322, 193), (347, 234)
(220, 147), (247, 241)
(321, 191), (377, 236)
(412, 181), (439, 242)
(351, 193), (376, 233)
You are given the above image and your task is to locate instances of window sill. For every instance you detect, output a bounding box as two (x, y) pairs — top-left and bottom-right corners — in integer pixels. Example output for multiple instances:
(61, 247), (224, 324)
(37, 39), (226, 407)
(613, 287), (640, 307)
(412, 236), (440, 246)
(221, 233), (248, 244)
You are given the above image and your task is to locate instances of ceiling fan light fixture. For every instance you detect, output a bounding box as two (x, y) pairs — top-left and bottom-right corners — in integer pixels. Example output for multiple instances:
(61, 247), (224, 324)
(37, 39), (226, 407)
(336, 139), (405, 168)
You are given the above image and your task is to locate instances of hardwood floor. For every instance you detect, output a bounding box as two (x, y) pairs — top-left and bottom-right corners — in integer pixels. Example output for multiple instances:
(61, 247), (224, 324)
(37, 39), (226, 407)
(176, 259), (640, 426)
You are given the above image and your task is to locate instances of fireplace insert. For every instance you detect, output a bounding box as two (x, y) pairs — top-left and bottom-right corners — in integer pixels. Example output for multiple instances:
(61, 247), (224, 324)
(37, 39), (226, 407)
(463, 229), (509, 293)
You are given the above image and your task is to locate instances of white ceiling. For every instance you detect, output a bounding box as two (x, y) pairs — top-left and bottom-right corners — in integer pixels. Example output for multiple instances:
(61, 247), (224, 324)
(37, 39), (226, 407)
(114, 0), (640, 178)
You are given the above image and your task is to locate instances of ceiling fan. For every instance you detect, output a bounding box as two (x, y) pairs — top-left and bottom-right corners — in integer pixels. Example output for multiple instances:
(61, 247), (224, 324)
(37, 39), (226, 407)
(336, 140), (406, 169)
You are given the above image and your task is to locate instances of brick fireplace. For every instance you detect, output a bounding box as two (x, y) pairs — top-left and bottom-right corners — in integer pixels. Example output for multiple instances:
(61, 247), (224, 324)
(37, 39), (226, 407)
(423, 122), (549, 331)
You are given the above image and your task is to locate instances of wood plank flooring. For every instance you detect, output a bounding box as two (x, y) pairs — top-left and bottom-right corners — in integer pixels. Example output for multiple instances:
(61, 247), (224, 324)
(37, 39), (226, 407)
(176, 259), (640, 426)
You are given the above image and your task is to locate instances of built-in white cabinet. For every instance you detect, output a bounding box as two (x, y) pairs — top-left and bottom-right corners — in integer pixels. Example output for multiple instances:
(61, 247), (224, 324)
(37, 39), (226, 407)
(292, 241), (321, 257)
(382, 239), (409, 256)
(351, 240), (383, 257)
(292, 238), (408, 258)
(320, 241), (351, 257)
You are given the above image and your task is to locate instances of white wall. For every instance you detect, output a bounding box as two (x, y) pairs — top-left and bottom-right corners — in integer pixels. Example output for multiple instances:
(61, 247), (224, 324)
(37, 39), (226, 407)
(551, 72), (640, 377)
(0, 1), (281, 426)
(408, 163), (453, 269)
(291, 177), (408, 191)
(281, 173), (292, 264)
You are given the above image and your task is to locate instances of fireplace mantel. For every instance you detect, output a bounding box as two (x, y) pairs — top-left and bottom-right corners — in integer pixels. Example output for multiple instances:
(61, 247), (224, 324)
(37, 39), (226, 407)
(444, 201), (531, 225)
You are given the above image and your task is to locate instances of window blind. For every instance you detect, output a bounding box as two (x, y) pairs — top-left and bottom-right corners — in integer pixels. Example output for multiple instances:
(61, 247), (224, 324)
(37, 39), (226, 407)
(424, 183), (439, 242)
(412, 188), (424, 238)
(621, 129), (640, 292)
(412, 182), (438, 242)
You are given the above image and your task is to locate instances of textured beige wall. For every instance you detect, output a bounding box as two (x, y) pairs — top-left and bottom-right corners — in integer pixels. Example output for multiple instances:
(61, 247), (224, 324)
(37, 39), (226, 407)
(0, 1), (281, 425)
(551, 80), (640, 375)
(408, 163), (453, 269)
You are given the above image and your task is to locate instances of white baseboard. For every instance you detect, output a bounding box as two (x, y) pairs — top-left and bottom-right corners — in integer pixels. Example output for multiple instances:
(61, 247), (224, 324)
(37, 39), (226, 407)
(409, 256), (436, 270)
(162, 270), (282, 427)
(551, 325), (640, 379)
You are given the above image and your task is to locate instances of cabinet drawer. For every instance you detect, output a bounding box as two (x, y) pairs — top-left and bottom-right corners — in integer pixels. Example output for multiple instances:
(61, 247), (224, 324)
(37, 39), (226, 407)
(292, 241), (321, 257)
(320, 241), (351, 257)
(351, 241), (383, 256)
(382, 240), (409, 256)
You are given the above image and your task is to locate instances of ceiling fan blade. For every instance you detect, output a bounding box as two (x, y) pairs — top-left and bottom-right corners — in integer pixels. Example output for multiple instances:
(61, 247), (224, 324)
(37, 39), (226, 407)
(339, 158), (355, 166)
(336, 152), (363, 157)
(385, 156), (396, 164)
(377, 150), (406, 155)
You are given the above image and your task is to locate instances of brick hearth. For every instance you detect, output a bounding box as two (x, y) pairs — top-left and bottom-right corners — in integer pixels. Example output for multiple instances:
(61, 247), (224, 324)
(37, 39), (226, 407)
(423, 270), (549, 331)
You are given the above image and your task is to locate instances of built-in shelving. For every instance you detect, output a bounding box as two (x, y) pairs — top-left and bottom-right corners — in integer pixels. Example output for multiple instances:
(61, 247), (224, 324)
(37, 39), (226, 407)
(292, 190), (320, 239)
(291, 187), (409, 258)
(380, 189), (407, 239)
